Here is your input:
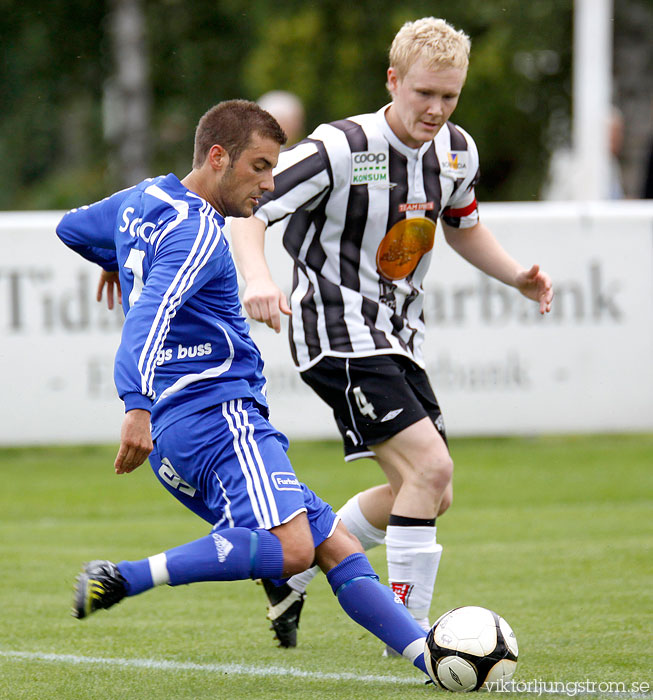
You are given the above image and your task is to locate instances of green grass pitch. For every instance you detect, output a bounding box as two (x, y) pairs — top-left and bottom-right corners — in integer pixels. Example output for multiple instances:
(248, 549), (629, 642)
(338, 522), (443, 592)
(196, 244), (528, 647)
(0, 434), (651, 699)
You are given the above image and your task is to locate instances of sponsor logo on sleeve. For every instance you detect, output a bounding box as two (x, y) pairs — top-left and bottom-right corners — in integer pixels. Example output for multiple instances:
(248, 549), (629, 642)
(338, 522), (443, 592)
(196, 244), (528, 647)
(440, 151), (469, 178)
(271, 472), (302, 491)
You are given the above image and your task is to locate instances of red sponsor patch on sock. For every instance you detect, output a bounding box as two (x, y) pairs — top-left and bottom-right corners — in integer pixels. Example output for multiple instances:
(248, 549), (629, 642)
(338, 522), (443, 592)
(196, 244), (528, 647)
(390, 581), (414, 605)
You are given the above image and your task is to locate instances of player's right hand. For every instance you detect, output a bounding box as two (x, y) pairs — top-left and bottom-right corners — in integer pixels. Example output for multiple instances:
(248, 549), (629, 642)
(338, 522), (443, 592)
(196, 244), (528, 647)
(114, 409), (153, 474)
(242, 279), (291, 333)
(97, 270), (122, 310)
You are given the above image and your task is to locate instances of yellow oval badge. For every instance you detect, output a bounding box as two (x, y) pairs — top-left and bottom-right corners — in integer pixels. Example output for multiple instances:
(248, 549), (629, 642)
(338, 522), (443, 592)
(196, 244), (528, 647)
(376, 217), (436, 281)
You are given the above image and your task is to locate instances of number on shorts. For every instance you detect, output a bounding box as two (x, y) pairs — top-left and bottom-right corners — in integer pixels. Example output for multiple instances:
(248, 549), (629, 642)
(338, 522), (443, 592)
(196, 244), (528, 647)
(353, 386), (377, 420)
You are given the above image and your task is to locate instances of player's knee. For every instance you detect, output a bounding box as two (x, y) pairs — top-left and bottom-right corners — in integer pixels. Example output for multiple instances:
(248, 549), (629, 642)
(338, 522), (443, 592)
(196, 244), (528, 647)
(438, 482), (454, 515)
(281, 538), (315, 575)
(434, 453), (454, 489)
(272, 513), (317, 575)
(411, 452), (453, 497)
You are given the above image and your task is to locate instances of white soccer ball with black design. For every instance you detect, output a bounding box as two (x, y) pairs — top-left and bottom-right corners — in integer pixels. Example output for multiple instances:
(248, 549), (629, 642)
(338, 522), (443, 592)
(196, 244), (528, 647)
(424, 606), (518, 692)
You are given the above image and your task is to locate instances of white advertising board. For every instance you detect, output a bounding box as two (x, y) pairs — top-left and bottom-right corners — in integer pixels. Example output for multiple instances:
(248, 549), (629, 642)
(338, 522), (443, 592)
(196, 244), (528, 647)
(1, 201), (651, 445)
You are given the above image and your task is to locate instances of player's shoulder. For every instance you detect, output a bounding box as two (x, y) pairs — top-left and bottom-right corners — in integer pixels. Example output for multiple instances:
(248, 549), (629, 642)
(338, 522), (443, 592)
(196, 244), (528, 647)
(301, 112), (381, 179)
(142, 174), (216, 229)
(132, 175), (225, 251)
(437, 121), (478, 154)
(308, 110), (379, 148)
(119, 174), (174, 215)
(141, 174), (191, 211)
(434, 122), (479, 172)
(433, 121), (480, 176)
(273, 112), (381, 189)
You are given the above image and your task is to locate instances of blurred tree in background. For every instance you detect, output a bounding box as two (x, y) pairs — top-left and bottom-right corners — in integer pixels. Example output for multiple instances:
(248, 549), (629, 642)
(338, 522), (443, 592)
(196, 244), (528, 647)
(0, 2), (107, 209)
(242, 0), (574, 203)
(0, 0), (649, 209)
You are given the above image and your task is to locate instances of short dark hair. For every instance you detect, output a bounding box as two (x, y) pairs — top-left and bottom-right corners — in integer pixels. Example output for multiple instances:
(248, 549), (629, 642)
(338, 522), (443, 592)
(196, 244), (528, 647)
(192, 99), (287, 168)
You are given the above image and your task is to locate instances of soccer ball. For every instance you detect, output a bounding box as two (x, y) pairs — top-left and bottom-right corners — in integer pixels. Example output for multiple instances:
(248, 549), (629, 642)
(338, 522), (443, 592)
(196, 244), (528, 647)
(424, 606), (518, 692)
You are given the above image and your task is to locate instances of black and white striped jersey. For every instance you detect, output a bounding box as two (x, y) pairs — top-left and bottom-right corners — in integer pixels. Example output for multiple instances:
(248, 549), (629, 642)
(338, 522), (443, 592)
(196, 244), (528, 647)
(254, 105), (480, 371)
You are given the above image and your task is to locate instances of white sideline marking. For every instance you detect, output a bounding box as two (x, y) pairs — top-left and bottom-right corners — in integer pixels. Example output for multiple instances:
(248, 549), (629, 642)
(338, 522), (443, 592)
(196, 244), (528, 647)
(0, 650), (418, 686)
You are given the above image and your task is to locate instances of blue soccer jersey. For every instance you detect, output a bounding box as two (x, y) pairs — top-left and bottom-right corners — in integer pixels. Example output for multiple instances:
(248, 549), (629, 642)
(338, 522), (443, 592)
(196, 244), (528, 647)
(56, 173), (268, 437)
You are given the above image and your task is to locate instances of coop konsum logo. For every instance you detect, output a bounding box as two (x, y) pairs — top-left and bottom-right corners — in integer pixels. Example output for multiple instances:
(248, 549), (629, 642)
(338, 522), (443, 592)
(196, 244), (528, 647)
(351, 151), (390, 186)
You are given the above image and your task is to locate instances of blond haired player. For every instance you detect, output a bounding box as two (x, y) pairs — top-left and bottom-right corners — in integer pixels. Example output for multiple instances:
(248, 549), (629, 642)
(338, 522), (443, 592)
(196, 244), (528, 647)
(232, 18), (552, 650)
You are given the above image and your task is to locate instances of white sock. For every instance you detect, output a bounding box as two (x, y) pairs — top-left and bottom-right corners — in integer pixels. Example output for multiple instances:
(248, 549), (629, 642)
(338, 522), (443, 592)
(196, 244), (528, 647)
(385, 524), (442, 622)
(337, 493), (387, 550)
(287, 494), (386, 594)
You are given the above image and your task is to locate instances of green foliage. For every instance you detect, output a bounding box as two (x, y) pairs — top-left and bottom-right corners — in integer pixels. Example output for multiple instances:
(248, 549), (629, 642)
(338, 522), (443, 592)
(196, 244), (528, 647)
(242, 0), (572, 203)
(0, 435), (651, 699)
(0, 2), (108, 209)
(1, 1), (573, 208)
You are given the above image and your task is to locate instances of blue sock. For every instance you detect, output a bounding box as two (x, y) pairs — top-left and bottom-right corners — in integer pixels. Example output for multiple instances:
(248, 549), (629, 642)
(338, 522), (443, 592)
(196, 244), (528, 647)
(327, 553), (428, 675)
(118, 527), (284, 595)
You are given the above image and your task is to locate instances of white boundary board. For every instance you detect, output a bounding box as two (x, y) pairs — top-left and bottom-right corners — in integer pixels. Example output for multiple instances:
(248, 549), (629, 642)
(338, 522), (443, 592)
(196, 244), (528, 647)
(1, 201), (651, 445)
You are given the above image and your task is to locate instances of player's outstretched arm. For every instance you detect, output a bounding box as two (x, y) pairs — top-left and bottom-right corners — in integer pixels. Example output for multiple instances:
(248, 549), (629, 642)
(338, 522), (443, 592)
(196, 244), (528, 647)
(231, 216), (291, 333)
(97, 270), (122, 310)
(443, 221), (553, 314)
(114, 409), (153, 475)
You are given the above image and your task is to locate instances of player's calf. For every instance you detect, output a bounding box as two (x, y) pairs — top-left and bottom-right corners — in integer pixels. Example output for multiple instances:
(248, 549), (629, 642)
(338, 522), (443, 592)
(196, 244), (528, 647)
(326, 552), (428, 675)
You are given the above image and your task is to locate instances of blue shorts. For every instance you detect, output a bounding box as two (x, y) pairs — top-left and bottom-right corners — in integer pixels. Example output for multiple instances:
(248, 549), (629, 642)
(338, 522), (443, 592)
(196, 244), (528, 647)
(149, 398), (338, 547)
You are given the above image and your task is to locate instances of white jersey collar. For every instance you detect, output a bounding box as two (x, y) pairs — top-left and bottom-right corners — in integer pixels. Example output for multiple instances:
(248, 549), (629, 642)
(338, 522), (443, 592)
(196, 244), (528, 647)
(375, 104), (434, 159)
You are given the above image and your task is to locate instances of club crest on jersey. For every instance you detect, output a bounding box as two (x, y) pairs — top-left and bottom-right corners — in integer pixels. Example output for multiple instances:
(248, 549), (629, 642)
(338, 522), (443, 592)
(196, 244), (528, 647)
(351, 151), (393, 187)
(376, 217), (436, 281)
(440, 151), (469, 178)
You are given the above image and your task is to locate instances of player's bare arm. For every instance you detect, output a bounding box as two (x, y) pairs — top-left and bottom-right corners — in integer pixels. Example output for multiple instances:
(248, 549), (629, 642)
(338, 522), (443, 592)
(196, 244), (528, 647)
(97, 270), (122, 310)
(442, 220), (553, 313)
(114, 408), (153, 475)
(231, 216), (291, 333)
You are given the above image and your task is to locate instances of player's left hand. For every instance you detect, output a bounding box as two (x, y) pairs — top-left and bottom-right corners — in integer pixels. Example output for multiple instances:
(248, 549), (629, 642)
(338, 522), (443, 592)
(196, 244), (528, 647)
(242, 277), (292, 333)
(515, 264), (553, 314)
(114, 409), (153, 474)
(97, 270), (122, 310)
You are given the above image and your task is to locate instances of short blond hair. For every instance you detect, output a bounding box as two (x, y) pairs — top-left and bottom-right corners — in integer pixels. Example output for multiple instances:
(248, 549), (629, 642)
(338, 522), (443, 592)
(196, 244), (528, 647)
(389, 17), (470, 78)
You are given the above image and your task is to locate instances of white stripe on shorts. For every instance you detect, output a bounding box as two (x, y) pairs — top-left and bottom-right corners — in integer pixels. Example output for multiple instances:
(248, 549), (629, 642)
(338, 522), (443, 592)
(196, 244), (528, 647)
(211, 470), (235, 528)
(221, 400), (280, 529)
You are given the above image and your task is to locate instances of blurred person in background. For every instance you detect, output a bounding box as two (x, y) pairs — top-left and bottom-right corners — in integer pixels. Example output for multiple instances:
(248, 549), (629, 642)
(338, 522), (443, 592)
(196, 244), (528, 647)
(231, 17), (553, 652)
(257, 90), (306, 147)
(543, 106), (625, 200)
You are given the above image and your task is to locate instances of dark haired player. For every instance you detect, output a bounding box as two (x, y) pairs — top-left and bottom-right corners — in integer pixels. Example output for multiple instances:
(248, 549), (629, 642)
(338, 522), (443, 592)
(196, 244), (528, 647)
(56, 99), (431, 676)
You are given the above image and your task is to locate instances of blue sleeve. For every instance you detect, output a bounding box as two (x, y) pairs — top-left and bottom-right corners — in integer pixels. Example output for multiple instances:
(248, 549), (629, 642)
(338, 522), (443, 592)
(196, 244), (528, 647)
(114, 218), (230, 411)
(56, 189), (134, 270)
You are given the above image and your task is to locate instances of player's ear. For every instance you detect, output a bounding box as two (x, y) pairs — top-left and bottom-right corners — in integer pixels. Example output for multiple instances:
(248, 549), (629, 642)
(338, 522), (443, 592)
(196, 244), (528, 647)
(386, 67), (399, 95)
(207, 144), (230, 172)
